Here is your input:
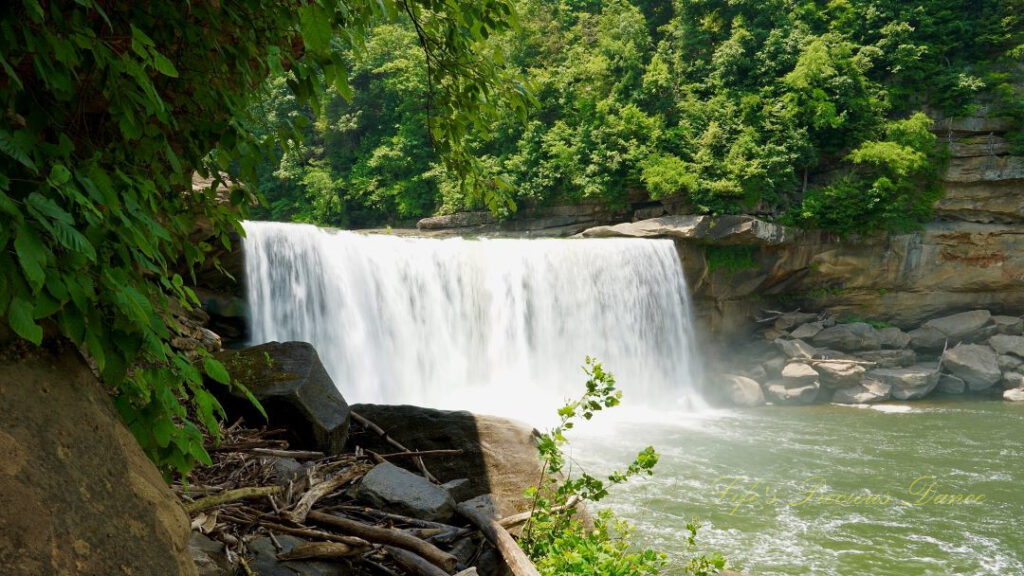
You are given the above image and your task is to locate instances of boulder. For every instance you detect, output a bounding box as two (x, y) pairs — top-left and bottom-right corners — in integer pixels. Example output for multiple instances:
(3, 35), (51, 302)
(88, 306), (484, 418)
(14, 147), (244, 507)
(355, 462), (456, 522)
(214, 342), (350, 454)
(815, 361), (868, 389)
(878, 327), (911, 349)
(775, 313), (820, 332)
(348, 404), (544, 518)
(766, 381), (820, 405)
(775, 338), (818, 359)
(857, 349), (917, 368)
(992, 315), (1024, 335)
(1003, 372), (1023, 389)
(922, 310), (993, 344)
(832, 380), (892, 404)
(790, 322), (824, 340)
(999, 354), (1024, 372)
(811, 323), (881, 352)
(1004, 388), (1024, 402)
(248, 535), (346, 576)
(715, 374), (765, 407)
(782, 363), (819, 387)
(761, 356), (787, 377)
(942, 344), (1002, 391)
(865, 364), (940, 400)
(989, 334), (1024, 358)
(742, 364), (768, 383)
(0, 342), (196, 575)
(908, 325), (949, 352)
(937, 373), (967, 395)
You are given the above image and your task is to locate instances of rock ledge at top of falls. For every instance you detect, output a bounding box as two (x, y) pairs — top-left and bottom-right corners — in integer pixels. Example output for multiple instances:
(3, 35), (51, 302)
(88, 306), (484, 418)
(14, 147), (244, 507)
(579, 214), (795, 245)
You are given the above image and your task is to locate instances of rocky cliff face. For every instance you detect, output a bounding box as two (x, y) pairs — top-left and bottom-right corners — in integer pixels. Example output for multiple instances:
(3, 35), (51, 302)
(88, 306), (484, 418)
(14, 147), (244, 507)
(578, 109), (1023, 338)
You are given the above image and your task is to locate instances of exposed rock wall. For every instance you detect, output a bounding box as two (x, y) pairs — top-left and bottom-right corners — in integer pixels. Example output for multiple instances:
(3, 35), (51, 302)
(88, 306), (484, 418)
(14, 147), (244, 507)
(0, 334), (196, 575)
(578, 110), (1023, 338)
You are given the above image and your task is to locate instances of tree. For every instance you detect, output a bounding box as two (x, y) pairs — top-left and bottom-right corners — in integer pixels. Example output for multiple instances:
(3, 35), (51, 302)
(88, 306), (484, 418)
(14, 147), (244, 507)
(0, 0), (529, 475)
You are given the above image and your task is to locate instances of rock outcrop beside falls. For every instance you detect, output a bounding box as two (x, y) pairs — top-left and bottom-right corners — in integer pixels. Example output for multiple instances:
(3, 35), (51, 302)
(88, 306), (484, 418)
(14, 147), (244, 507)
(578, 107), (1023, 335)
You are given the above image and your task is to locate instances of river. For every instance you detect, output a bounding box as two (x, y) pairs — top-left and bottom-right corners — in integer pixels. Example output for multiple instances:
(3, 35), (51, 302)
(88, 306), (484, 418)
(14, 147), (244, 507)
(242, 222), (1023, 575)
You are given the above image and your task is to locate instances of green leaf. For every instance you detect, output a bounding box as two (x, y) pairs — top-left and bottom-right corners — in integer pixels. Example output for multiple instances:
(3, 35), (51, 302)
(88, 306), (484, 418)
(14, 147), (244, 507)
(299, 5), (332, 55)
(8, 297), (42, 344)
(151, 52), (179, 78)
(14, 223), (48, 293)
(203, 357), (231, 385)
(0, 130), (37, 173)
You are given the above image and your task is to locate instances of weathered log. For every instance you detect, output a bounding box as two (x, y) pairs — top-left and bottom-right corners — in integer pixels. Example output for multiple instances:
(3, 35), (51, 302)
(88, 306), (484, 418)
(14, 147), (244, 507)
(457, 495), (540, 576)
(185, 485), (283, 514)
(306, 510), (458, 573)
(384, 546), (450, 576)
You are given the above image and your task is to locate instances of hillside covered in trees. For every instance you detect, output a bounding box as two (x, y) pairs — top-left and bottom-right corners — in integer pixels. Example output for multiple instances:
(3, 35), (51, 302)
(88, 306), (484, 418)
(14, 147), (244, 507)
(248, 0), (1022, 234)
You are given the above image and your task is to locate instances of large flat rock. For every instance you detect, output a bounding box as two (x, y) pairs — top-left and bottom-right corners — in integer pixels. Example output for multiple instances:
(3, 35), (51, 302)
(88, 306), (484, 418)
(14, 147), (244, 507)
(348, 404), (545, 518)
(581, 214), (794, 245)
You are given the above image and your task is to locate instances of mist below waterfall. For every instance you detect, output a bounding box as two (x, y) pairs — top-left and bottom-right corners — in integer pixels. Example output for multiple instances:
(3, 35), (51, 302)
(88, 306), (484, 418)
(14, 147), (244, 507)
(244, 221), (703, 421)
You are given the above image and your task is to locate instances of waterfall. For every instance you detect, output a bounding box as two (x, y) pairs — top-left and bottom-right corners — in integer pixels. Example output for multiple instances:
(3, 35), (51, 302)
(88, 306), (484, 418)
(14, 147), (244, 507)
(243, 221), (704, 420)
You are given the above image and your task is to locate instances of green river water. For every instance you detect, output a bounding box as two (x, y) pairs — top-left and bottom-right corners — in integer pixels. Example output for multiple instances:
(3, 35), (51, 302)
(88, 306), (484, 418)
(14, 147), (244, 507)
(573, 399), (1024, 576)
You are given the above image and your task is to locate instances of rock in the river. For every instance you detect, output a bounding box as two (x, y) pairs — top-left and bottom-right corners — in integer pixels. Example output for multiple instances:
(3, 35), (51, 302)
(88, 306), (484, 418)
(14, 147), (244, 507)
(937, 373), (967, 394)
(908, 325), (949, 352)
(348, 404), (544, 518)
(356, 462), (456, 522)
(865, 364), (940, 400)
(878, 327), (911, 349)
(998, 354), (1023, 372)
(762, 355), (787, 377)
(942, 344), (1002, 391)
(790, 322), (824, 340)
(1002, 372), (1023, 389)
(213, 341), (350, 454)
(715, 374), (766, 407)
(815, 361), (868, 389)
(782, 363), (819, 387)
(811, 323), (881, 352)
(776, 338), (818, 359)
(766, 381), (820, 405)
(1004, 388), (1024, 402)
(989, 334), (1024, 358)
(857, 349), (917, 368)
(992, 315), (1024, 335)
(832, 380), (892, 404)
(923, 310), (993, 344)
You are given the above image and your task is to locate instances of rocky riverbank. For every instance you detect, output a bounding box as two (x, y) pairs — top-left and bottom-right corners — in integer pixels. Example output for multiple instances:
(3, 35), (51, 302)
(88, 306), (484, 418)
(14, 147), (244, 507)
(704, 309), (1024, 408)
(183, 340), (551, 576)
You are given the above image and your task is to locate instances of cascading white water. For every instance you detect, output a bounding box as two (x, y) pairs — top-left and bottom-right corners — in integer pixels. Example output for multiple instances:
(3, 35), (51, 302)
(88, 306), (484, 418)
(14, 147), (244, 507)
(244, 221), (703, 421)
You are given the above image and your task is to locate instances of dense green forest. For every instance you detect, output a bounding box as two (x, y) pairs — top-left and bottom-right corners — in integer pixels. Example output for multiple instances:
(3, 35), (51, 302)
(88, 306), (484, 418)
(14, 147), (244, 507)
(249, 0), (1022, 234)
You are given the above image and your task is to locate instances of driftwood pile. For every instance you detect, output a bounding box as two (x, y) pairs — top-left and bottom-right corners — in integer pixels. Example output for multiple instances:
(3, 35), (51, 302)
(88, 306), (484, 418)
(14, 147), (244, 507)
(174, 414), (543, 576)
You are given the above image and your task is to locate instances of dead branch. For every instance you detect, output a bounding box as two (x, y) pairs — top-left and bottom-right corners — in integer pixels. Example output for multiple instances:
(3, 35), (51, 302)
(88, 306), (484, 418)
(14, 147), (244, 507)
(281, 465), (367, 524)
(250, 448), (326, 460)
(457, 496), (541, 576)
(384, 546), (450, 576)
(185, 485), (283, 514)
(277, 541), (363, 561)
(307, 510), (458, 573)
